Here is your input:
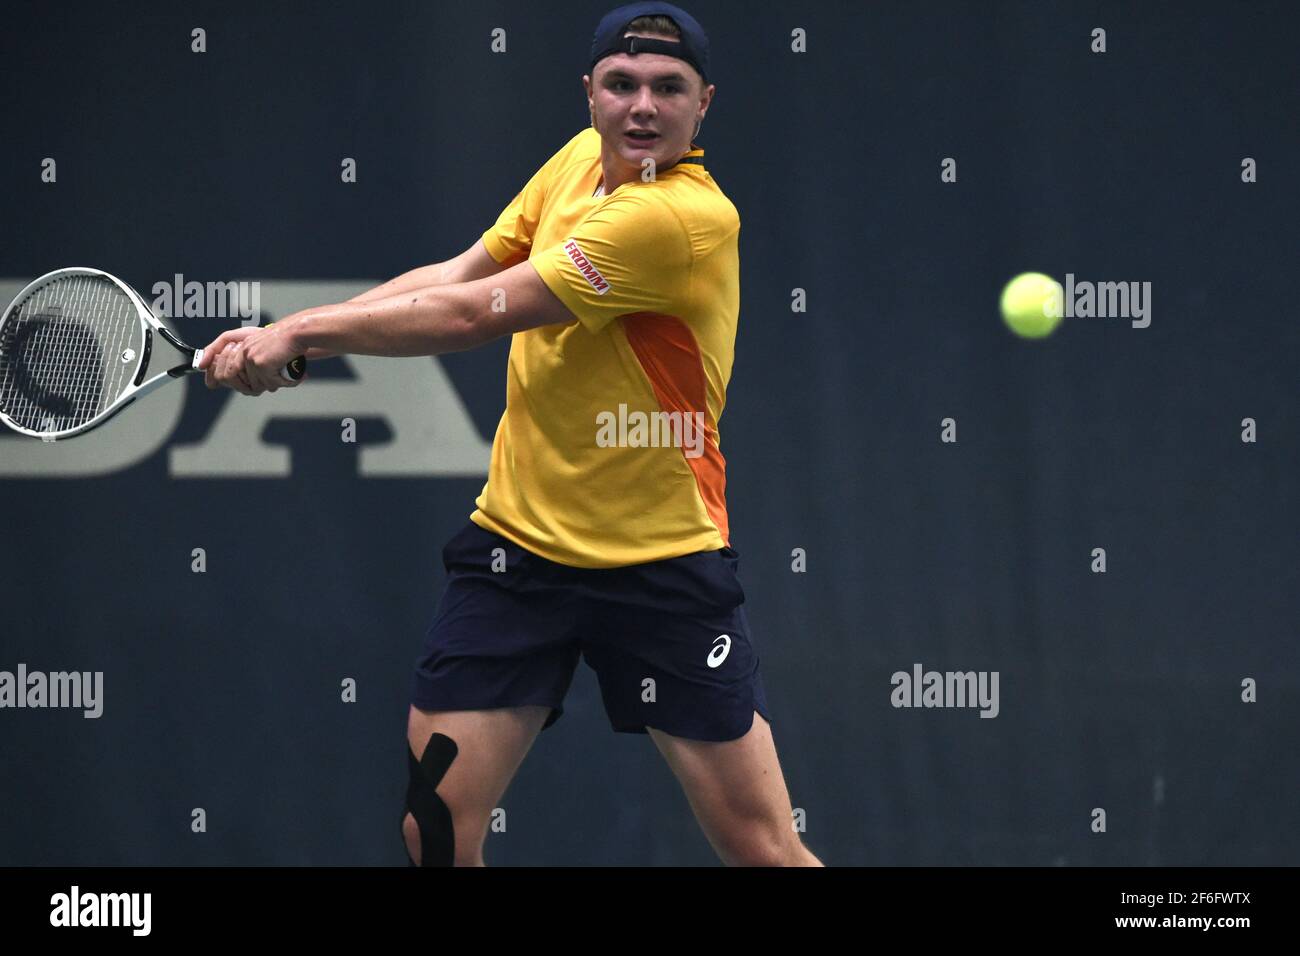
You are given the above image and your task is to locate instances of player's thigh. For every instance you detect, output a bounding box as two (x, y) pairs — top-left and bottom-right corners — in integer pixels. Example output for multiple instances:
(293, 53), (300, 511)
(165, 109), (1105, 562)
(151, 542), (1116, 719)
(406, 704), (549, 848)
(647, 712), (802, 863)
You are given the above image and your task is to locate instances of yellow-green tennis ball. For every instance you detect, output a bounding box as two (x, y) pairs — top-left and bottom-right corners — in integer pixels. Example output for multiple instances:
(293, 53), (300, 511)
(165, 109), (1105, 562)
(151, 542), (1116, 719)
(1000, 272), (1064, 339)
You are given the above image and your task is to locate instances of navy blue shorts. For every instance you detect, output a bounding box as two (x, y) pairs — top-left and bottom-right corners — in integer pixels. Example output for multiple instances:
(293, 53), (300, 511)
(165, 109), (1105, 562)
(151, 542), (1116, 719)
(410, 521), (770, 742)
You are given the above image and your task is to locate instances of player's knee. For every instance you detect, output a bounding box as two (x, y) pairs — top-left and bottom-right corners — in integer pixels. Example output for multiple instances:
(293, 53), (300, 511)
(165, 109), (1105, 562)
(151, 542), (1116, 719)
(402, 731), (462, 867)
(719, 824), (804, 867)
(402, 807), (483, 867)
(725, 838), (786, 868)
(452, 839), (486, 868)
(401, 811), (422, 864)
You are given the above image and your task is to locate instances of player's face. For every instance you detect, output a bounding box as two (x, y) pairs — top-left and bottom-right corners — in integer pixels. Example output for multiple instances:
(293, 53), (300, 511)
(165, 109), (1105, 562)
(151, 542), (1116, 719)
(585, 40), (712, 177)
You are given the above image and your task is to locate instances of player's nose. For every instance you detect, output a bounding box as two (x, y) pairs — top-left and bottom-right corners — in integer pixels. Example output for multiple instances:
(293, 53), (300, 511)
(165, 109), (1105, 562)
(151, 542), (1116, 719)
(631, 85), (656, 115)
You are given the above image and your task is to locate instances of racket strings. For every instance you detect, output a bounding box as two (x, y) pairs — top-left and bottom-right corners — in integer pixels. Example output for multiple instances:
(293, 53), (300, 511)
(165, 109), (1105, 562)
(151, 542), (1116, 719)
(0, 274), (142, 434)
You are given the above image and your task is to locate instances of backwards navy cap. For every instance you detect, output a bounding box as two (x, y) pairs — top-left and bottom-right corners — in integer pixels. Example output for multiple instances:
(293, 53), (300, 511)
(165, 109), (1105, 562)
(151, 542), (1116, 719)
(589, 2), (711, 84)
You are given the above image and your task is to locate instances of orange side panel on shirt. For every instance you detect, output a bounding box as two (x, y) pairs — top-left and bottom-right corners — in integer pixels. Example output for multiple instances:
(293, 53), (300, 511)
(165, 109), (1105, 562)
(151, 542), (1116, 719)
(621, 312), (730, 546)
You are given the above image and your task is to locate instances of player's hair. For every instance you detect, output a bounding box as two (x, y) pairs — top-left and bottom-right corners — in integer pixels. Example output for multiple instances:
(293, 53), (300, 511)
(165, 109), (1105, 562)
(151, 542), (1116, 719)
(624, 14), (682, 40)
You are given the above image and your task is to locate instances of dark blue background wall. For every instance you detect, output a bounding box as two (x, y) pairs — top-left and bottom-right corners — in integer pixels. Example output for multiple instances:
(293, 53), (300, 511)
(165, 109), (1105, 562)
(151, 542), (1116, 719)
(1, 1), (1296, 865)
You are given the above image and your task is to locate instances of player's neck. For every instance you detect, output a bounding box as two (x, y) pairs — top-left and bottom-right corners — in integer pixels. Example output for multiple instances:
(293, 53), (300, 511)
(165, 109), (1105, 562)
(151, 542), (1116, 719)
(598, 162), (636, 195)
(599, 147), (692, 195)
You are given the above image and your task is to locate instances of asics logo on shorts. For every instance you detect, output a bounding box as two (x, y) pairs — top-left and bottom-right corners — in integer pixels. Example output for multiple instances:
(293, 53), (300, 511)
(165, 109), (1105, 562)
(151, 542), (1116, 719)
(706, 634), (732, 668)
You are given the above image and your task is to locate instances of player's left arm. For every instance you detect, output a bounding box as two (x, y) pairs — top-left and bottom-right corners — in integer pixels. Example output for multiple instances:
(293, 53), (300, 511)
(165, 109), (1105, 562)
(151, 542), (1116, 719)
(210, 262), (575, 392)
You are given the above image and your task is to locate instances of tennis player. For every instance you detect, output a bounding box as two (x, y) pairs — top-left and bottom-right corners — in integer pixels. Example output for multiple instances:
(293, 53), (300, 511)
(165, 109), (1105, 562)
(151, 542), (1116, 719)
(200, 2), (821, 867)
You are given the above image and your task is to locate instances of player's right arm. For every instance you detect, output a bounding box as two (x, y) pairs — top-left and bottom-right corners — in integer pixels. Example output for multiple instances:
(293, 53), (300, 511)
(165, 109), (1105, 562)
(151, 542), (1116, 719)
(290, 240), (506, 360)
(345, 240), (506, 305)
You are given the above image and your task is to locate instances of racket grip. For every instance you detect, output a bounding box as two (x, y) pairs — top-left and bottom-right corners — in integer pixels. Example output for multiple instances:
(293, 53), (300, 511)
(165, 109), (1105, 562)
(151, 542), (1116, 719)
(190, 348), (305, 381)
(280, 356), (308, 382)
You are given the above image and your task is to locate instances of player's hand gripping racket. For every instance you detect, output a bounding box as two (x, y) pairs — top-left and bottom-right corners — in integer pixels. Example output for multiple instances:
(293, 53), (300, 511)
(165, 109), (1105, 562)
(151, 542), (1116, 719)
(0, 267), (306, 442)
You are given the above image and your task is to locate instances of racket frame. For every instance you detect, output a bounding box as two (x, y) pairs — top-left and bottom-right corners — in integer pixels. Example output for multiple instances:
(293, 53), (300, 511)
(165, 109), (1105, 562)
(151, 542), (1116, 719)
(2, 267), (246, 442)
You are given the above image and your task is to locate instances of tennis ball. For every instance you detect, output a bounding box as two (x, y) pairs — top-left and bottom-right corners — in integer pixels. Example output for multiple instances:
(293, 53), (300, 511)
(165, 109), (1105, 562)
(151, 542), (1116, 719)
(1000, 272), (1064, 339)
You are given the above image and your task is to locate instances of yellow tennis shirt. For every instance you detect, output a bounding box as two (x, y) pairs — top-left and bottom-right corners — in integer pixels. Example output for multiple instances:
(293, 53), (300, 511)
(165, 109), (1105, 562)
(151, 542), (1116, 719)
(471, 127), (740, 568)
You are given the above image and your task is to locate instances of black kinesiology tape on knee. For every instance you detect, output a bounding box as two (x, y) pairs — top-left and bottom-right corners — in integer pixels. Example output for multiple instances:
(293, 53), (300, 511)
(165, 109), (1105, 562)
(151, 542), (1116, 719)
(404, 732), (459, 867)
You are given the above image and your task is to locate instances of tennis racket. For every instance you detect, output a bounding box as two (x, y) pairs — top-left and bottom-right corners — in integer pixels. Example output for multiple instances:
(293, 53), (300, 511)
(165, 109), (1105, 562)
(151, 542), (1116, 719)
(0, 267), (306, 442)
